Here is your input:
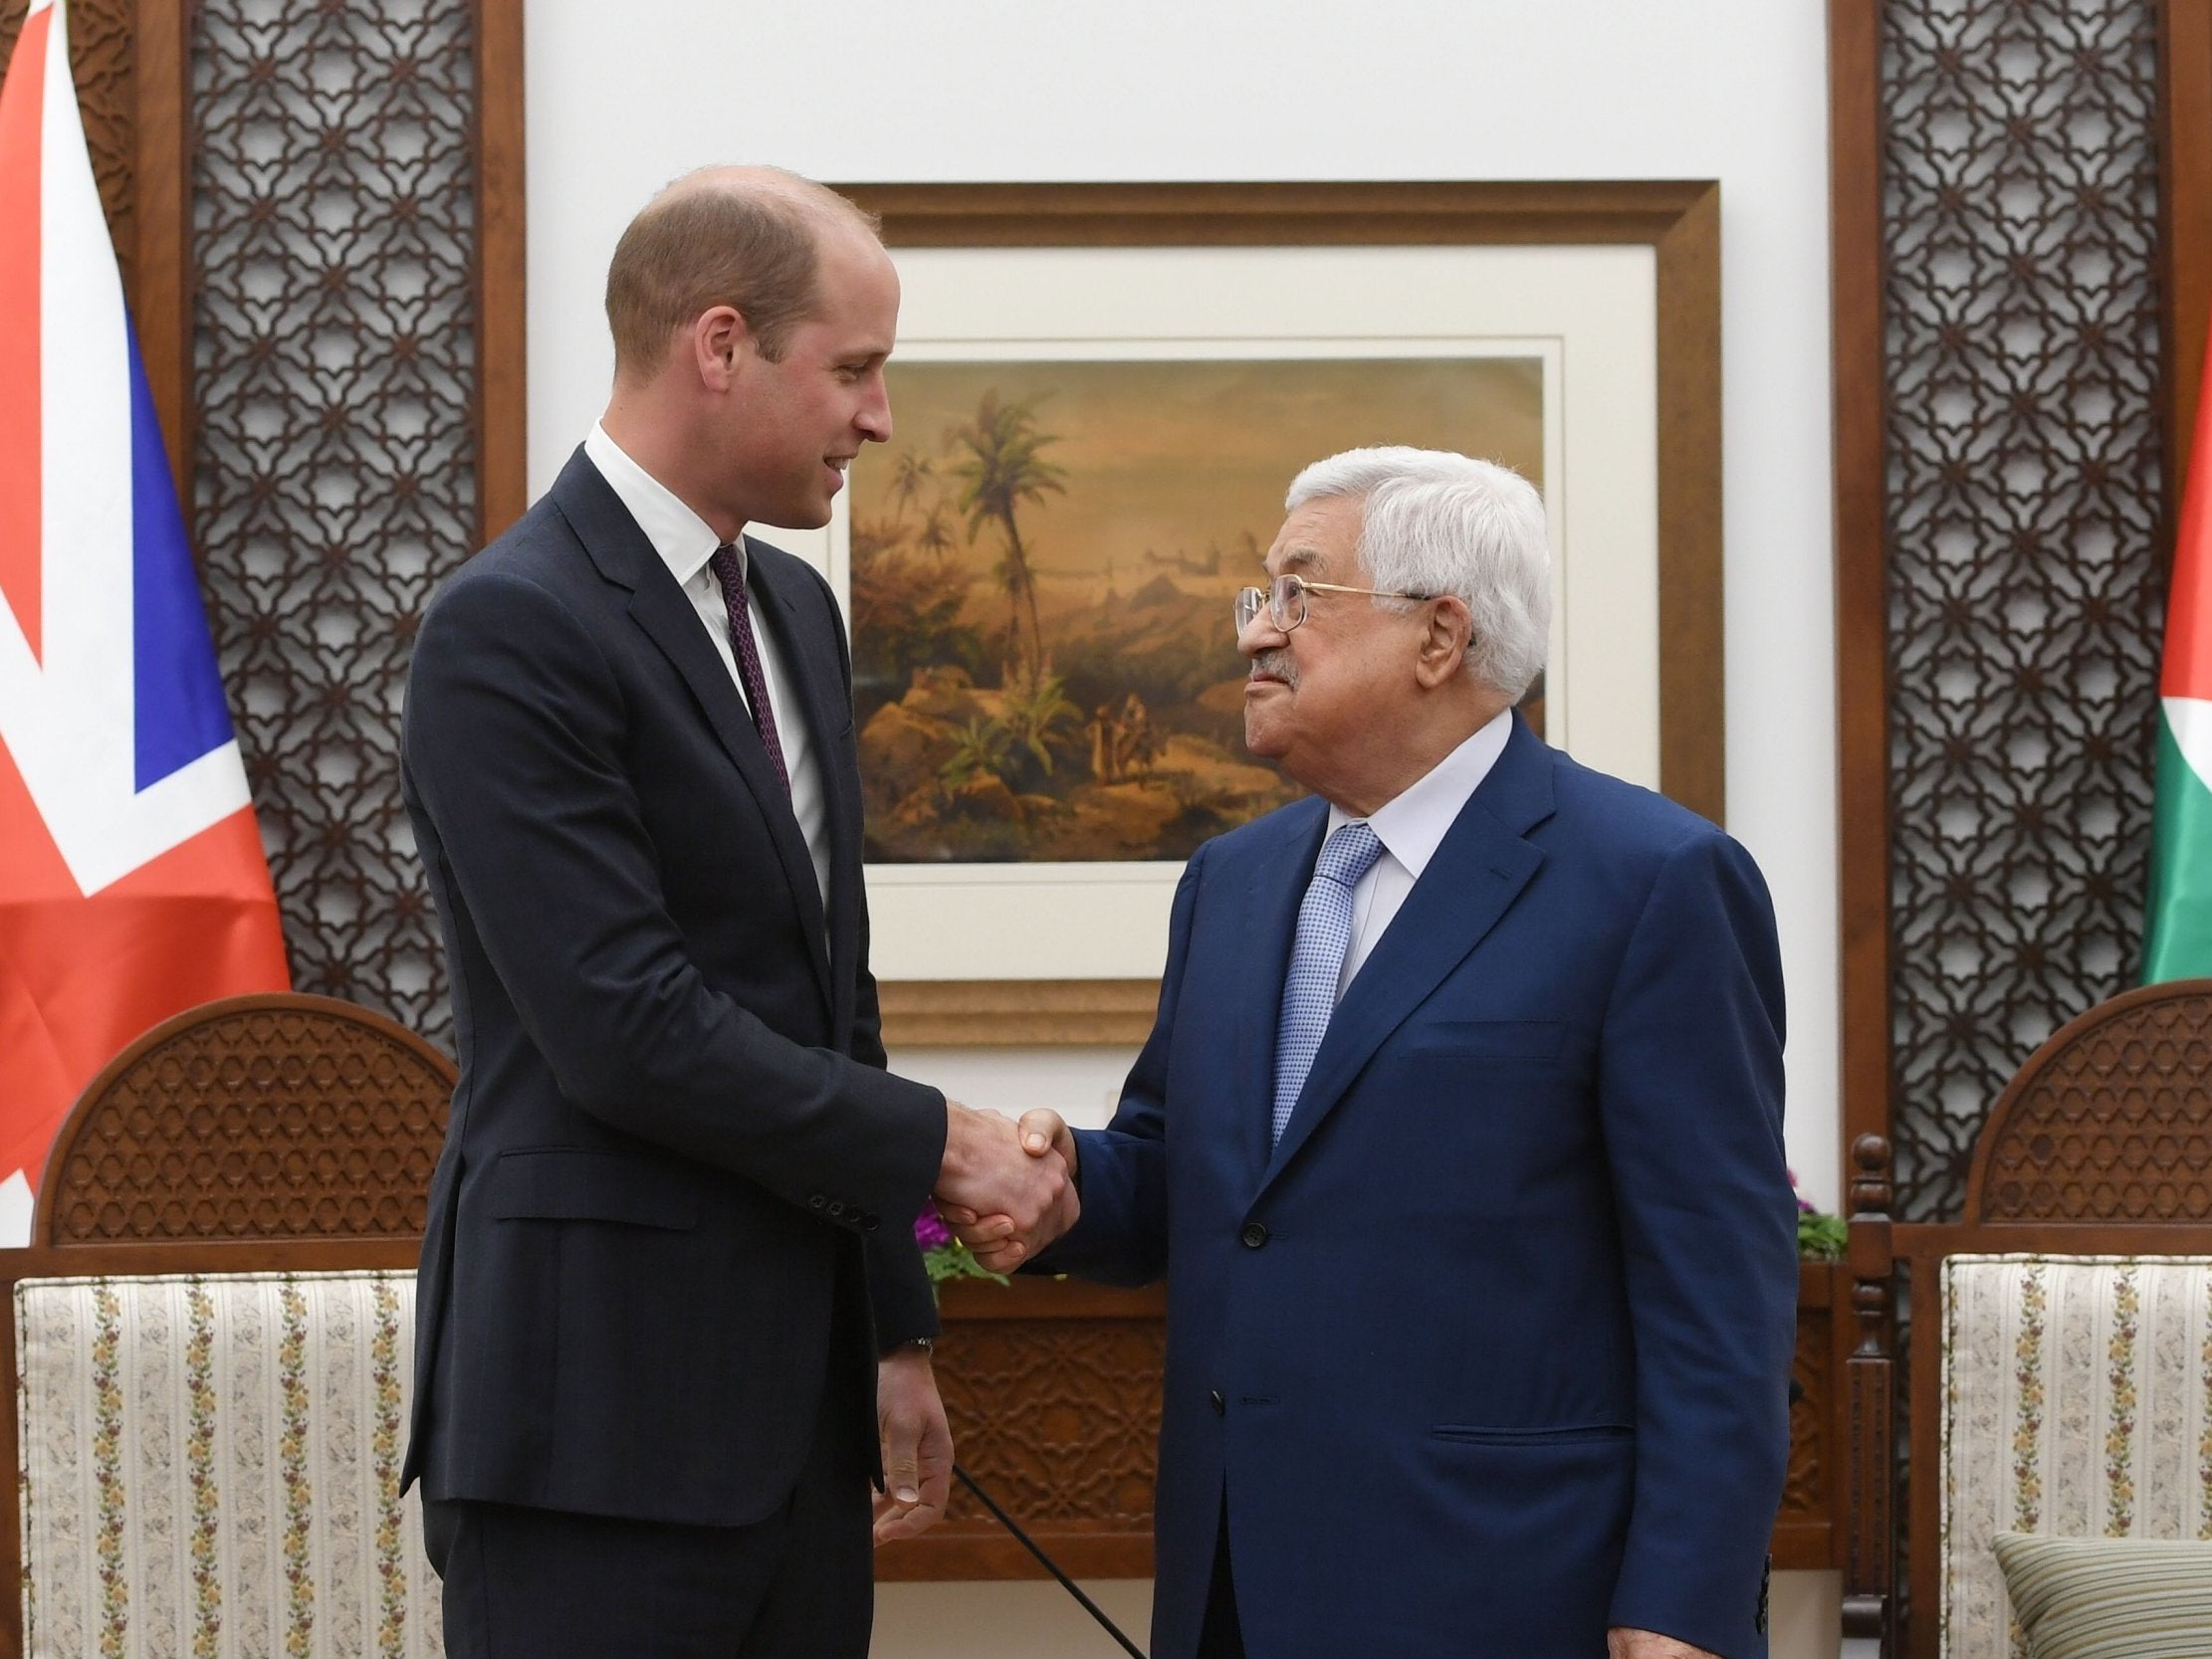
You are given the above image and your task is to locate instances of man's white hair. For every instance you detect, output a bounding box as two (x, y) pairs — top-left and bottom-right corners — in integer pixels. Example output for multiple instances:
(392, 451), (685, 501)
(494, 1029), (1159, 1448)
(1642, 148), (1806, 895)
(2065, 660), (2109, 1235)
(1285, 446), (1552, 700)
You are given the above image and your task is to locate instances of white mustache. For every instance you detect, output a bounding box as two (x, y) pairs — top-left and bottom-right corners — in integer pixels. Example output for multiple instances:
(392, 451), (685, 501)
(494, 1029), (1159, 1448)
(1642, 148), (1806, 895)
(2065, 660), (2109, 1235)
(1250, 650), (1298, 688)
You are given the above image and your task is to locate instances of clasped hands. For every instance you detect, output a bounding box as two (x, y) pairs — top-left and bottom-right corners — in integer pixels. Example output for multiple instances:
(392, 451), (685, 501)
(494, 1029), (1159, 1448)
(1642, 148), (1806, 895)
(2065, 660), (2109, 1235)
(934, 1102), (1078, 1271)
(876, 1104), (1077, 1548)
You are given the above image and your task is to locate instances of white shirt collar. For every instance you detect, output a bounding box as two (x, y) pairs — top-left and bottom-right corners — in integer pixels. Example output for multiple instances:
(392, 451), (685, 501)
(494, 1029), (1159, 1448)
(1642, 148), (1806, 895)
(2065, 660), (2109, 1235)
(583, 421), (733, 587)
(1326, 708), (1515, 881)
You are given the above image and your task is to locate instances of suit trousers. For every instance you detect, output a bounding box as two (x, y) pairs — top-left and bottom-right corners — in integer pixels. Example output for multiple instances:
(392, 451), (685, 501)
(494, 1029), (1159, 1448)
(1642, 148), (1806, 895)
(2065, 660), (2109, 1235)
(424, 1392), (873, 1659)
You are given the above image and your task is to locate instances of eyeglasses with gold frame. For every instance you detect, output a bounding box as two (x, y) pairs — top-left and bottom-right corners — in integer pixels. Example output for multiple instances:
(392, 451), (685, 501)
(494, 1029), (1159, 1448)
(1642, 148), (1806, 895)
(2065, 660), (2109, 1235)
(1232, 572), (1435, 633)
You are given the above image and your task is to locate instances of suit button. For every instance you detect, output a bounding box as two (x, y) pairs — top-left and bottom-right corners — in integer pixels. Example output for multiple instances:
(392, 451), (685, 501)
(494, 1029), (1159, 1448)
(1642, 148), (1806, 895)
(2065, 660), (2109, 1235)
(808, 1194), (826, 1210)
(1210, 1389), (1225, 1416)
(1240, 1222), (1269, 1249)
(859, 1213), (880, 1233)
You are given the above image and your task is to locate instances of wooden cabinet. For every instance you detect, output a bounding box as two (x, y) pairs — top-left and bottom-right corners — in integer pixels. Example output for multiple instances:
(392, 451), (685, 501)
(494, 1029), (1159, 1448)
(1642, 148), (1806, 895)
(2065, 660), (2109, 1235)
(877, 1262), (1849, 1580)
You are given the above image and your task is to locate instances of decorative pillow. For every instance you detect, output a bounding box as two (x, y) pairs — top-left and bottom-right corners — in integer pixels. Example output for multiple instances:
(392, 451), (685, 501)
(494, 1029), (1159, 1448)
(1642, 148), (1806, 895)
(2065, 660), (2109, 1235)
(1993, 1533), (2212, 1659)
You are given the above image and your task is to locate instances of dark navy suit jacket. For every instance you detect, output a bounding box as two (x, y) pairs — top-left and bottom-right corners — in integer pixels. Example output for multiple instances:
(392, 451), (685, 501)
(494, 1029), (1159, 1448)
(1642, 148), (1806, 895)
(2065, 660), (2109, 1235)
(1039, 717), (1795, 1659)
(398, 450), (945, 1525)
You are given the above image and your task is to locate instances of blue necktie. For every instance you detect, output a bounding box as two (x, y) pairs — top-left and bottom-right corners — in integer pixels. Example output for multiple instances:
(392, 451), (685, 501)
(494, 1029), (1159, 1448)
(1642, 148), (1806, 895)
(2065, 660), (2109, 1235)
(1272, 821), (1386, 1144)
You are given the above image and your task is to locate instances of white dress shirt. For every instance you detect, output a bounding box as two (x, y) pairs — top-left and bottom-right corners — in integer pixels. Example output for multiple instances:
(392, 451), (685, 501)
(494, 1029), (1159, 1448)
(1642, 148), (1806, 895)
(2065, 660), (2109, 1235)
(582, 423), (830, 908)
(1325, 708), (1514, 997)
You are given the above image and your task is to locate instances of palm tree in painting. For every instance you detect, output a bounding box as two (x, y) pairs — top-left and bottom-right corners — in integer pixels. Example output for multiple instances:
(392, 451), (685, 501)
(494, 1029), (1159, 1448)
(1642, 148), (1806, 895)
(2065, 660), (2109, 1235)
(889, 450), (937, 524)
(998, 666), (1081, 780)
(949, 391), (1065, 680)
(917, 501), (958, 561)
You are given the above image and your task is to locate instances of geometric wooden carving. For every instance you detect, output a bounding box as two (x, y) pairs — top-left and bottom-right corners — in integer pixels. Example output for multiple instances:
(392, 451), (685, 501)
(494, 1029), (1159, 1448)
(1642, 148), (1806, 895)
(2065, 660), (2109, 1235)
(1880, 0), (2170, 1224)
(1970, 978), (2212, 1222)
(876, 1277), (1166, 1581)
(1784, 1302), (1829, 1520)
(34, 993), (452, 1246)
(187, 0), (491, 1051)
(0, 0), (134, 291)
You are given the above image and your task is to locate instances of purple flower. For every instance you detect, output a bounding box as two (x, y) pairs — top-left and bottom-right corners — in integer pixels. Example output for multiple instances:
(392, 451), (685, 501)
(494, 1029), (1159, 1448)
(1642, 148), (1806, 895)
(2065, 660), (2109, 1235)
(913, 1205), (953, 1250)
(1787, 1167), (1818, 1214)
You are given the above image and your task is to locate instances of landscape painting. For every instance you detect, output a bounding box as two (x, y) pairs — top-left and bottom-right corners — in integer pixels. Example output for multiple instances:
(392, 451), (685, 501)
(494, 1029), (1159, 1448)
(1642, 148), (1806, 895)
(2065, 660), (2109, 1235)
(847, 355), (1545, 864)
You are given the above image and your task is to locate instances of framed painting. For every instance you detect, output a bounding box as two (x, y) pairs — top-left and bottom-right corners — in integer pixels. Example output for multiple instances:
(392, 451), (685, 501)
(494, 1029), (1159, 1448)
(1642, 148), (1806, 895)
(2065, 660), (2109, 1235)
(762, 183), (1721, 1044)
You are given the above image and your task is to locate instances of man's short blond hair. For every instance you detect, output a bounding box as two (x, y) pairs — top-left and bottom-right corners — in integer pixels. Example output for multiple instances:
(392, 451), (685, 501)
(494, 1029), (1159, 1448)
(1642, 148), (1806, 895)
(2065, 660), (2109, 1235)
(603, 168), (880, 375)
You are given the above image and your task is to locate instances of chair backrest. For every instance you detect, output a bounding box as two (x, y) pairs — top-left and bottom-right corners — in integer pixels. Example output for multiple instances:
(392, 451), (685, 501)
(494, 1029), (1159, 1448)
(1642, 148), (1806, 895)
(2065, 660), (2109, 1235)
(1845, 978), (2212, 1659)
(16, 1269), (442, 1658)
(34, 991), (452, 1246)
(1933, 1254), (2212, 1659)
(0, 994), (454, 1659)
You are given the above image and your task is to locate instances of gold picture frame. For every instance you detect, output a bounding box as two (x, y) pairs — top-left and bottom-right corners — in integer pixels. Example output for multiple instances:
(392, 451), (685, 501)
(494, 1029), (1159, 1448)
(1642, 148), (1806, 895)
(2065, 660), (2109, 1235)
(824, 182), (1722, 1047)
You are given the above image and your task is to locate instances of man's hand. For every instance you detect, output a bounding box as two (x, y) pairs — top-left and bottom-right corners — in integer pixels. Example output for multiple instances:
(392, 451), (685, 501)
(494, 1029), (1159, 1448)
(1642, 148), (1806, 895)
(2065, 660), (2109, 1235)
(873, 1345), (952, 1545)
(934, 1101), (1069, 1249)
(1608, 1629), (1720, 1659)
(939, 1109), (1079, 1271)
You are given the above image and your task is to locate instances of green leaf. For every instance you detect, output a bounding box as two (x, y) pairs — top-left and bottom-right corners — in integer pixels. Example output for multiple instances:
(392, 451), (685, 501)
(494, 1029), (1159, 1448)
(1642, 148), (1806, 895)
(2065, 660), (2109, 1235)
(921, 1238), (1011, 1298)
(1797, 1210), (1847, 1261)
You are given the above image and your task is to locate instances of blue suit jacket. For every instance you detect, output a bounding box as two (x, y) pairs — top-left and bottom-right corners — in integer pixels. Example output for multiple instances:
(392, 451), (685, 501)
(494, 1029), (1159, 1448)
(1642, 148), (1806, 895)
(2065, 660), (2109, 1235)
(1039, 718), (1795, 1659)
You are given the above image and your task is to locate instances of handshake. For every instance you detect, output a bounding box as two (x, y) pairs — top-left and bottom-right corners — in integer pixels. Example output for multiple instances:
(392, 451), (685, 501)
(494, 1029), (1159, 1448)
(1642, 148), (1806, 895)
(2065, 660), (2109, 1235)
(932, 1102), (1080, 1272)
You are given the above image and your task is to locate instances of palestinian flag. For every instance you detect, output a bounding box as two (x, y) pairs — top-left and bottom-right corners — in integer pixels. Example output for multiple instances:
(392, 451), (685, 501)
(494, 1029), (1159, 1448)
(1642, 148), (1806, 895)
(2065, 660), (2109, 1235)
(2143, 334), (2212, 982)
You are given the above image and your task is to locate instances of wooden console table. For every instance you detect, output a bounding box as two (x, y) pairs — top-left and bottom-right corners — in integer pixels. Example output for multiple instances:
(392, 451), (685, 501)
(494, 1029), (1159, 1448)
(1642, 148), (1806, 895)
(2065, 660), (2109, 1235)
(877, 1261), (1850, 1579)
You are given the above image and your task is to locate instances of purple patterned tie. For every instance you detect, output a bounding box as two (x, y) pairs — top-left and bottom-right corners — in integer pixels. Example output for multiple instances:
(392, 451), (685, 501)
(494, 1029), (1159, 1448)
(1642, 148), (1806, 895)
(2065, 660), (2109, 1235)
(708, 543), (789, 795)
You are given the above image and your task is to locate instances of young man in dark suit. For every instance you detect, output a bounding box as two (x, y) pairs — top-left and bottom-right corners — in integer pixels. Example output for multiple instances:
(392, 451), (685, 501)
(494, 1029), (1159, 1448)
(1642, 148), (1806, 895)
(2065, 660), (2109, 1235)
(953, 449), (1796, 1659)
(400, 166), (1067, 1659)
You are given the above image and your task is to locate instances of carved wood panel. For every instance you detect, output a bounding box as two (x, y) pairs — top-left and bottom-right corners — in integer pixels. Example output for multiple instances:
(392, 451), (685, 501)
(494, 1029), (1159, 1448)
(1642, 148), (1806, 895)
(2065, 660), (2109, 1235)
(1878, 0), (2170, 1223)
(1973, 979), (2212, 1221)
(878, 1281), (1166, 1580)
(39, 995), (453, 1245)
(187, 0), (505, 1049)
(0, 0), (134, 291)
(883, 1268), (1848, 1580)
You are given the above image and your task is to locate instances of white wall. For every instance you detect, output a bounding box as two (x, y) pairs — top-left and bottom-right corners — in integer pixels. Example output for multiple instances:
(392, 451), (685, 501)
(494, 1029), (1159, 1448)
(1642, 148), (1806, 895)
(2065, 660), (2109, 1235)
(526, 2), (1840, 1651)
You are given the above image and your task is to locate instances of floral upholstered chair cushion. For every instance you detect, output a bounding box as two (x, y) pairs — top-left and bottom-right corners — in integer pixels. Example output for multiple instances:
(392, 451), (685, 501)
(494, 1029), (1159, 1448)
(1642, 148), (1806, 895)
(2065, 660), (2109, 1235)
(15, 1271), (445, 1659)
(1940, 1255), (2212, 1659)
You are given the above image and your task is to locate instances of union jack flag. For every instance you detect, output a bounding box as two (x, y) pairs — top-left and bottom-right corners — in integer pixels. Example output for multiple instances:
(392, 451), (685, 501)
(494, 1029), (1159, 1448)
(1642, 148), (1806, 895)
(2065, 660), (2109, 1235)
(0, 0), (288, 1238)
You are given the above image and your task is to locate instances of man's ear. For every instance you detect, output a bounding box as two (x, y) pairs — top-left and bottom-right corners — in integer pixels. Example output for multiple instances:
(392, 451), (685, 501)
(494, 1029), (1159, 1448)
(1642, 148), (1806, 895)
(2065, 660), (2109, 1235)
(1413, 596), (1474, 689)
(691, 305), (753, 390)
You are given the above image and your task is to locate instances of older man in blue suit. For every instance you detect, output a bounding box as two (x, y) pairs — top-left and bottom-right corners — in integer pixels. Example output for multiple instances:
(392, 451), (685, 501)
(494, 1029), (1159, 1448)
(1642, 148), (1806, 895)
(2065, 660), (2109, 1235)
(950, 448), (1796, 1659)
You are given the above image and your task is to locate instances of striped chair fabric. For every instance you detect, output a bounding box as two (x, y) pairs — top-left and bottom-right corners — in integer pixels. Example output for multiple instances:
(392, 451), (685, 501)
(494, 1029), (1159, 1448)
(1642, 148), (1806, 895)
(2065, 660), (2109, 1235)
(14, 1270), (444, 1659)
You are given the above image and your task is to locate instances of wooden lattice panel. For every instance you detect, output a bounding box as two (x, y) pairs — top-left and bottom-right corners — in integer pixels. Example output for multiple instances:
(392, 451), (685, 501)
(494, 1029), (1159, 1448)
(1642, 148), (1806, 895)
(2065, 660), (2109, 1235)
(1974, 983), (2212, 1222)
(40, 997), (452, 1245)
(1880, 0), (2169, 1223)
(191, 0), (489, 1049)
(0, 0), (133, 291)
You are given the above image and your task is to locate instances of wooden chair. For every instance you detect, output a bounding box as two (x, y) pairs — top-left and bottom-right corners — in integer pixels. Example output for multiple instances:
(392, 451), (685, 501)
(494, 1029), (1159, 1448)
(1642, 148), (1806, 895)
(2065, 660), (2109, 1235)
(0, 992), (452, 1659)
(1842, 977), (2212, 1657)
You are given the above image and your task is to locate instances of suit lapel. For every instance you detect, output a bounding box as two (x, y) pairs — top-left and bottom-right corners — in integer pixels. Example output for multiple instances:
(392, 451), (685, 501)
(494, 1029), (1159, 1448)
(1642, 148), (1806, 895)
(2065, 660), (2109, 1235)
(551, 454), (833, 1014)
(1257, 719), (1557, 1192)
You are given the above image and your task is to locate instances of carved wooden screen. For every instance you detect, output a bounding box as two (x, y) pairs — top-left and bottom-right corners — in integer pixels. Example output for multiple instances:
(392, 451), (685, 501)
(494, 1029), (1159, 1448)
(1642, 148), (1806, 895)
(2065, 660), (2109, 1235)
(1834, 0), (2190, 1224)
(191, 0), (523, 1049)
(0, 0), (524, 1056)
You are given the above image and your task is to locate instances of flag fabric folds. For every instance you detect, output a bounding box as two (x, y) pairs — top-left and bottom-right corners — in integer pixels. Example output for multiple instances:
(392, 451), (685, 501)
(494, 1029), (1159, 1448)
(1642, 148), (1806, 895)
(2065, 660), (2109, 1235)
(0, 0), (288, 1236)
(2143, 321), (2212, 983)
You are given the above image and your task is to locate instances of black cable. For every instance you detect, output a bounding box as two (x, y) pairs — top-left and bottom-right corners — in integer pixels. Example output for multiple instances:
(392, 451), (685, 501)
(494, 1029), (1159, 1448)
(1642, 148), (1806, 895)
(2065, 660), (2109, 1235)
(952, 1462), (1148, 1658)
